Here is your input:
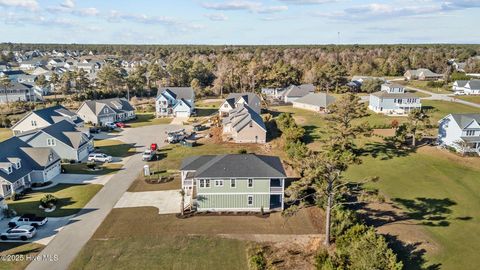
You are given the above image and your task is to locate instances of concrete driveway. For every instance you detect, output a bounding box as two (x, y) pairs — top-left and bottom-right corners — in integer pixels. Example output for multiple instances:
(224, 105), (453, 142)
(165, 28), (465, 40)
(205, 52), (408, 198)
(0, 215), (72, 246)
(114, 190), (181, 214)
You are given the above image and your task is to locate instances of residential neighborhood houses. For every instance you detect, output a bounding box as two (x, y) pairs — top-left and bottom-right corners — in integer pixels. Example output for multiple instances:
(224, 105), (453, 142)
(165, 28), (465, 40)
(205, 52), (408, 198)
(222, 103), (267, 144)
(292, 92), (336, 113)
(155, 87), (195, 118)
(77, 98), (136, 126)
(262, 83), (315, 103)
(180, 154), (287, 212)
(368, 83), (421, 115)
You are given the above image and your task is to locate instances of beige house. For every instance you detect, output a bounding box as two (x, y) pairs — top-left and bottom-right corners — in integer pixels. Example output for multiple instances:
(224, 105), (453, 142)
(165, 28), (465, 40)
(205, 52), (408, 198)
(11, 105), (83, 135)
(219, 93), (261, 117)
(404, 69), (443, 81)
(222, 104), (266, 144)
(77, 98), (135, 126)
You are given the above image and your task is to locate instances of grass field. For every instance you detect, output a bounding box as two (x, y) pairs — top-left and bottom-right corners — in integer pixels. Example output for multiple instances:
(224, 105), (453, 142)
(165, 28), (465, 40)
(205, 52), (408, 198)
(0, 128), (12, 142)
(70, 207), (321, 270)
(0, 243), (45, 270)
(7, 184), (103, 217)
(402, 81), (453, 94)
(126, 113), (172, 128)
(456, 95), (480, 105)
(346, 146), (480, 270)
(94, 139), (135, 157)
(422, 100), (480, 123)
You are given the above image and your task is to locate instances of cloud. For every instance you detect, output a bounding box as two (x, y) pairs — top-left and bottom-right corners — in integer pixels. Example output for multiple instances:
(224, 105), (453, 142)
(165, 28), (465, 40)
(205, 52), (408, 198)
(61, 0), (75, 9)
(204, 13), (229, 21)
(202, 1), (288, 14)
(0, 0), (38, 11)
(278, 0), (337, 4)
(74, 7), (99, 16)
(440, 0), (480, 10)
(107, 10), (204, 32)
(1, 11), (76, 28)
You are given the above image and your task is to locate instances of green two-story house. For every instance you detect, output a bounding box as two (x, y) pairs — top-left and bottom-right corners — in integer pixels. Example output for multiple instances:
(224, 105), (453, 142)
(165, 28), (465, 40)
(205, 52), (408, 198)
(180, 154), (287, 212)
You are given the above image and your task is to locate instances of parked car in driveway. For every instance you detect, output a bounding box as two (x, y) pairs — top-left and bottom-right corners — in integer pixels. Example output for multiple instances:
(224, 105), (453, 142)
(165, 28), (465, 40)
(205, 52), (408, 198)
(8, 214), (48, 228)
(1, 225), (37, 241)
(142, 149), (155, 161)
(88, 153), (113, 163)
(115, 122), (126, 128)
(105, 122), (117, 129)
(89, 127), (101, 134)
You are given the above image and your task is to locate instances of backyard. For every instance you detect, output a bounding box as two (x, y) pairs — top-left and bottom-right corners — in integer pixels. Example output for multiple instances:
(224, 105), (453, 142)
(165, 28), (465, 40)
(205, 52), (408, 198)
(346, 146), (480, 270)
(70, 206), (322, 270)
(7, 184), (103, 217)
(455, 95), (480, 105)
(401, 80), (453, 94)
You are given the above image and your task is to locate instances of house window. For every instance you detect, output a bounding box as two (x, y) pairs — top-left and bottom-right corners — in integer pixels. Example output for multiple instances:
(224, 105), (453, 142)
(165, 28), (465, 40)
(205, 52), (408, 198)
(7, 166), (12, 174)
(47, 138), (55, 146)
(214, 180), (224, 187)
(224, 104), (228, 108)
(248, 179), (253, 188)
(31, 120), (37, 126)
(205, 179), (211, 188)
(199, 179), (205, 188)
(230, 178), (236, 188)
(247, 195), (253, 206)
(249, 121), (253, 128)
(104, 108), (108, 113)
(466, 130), (475, 136)
(16, 161), (21, 169)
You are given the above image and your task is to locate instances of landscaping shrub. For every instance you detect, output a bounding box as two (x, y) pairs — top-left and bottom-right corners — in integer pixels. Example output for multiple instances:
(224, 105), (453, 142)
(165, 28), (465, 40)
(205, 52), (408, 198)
(426, 81), (445, 88)
(248, 245), (267, 270)
(314, 249), (335, 270)
(40, 194), (58, 209)
(238, 149), (248, 154)
(86, 162), (97, 170)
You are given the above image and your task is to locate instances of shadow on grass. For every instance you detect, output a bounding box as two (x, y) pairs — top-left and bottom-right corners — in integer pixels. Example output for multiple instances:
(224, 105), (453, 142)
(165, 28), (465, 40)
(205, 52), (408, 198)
(95, 142), (136, 158)
(0, 242), (43, 253)
(302, 125), (323, 144)
(195, 108), (218, 117)
(384, 234), (442, 270)
(392, 197), (460, 227)
(357, 139), (415, 160)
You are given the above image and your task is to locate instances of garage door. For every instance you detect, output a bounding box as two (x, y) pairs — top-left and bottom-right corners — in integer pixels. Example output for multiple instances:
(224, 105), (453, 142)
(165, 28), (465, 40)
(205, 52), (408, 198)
(45, 163), (61, 181)
(175, 111), (190, 118)
(78, 147), (90, 161)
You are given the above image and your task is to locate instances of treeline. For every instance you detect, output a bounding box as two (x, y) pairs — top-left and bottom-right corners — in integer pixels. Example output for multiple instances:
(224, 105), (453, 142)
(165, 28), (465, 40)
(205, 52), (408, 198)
(3, 44), (480, 98)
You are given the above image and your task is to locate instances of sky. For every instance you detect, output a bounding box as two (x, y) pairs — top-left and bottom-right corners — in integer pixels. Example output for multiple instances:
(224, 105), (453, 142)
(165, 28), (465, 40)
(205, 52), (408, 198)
(0, 0), (479, 44)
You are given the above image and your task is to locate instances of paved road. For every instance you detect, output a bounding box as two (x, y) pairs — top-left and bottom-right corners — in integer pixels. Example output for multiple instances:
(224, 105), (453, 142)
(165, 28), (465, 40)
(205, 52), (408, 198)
(26, 124), (187, 270)
(406, 85), (480, 109)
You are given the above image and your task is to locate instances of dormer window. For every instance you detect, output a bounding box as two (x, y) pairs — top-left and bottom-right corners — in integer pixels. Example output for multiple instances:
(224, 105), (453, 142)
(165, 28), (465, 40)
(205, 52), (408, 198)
(466, 130), (476, 136)
(47, 138), (56, 146)
(16, 161), (21, 169)
(7, 166), (12, 174)
(31, 120), (37, 126)
(48, 153), (54, 162)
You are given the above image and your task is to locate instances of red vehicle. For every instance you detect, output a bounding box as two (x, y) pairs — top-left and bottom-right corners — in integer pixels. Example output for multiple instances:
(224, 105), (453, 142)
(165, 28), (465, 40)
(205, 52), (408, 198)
(150, 143), (158, 151)
(115, 122), (126, 128)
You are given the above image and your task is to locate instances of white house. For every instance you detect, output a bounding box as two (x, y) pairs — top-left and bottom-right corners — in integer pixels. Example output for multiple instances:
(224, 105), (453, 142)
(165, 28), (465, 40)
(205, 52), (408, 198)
(368, 83), (421, 115)
(464, 80), (480, 95)
(156, 87), (195, 118)
(452, 80), (469, 94)
(438, 114), (480, 154)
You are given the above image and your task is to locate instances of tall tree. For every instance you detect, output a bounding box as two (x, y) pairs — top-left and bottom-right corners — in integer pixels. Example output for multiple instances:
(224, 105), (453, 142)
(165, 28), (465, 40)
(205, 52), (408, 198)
(396, 109), (430, 147)
(0, 75), (12, 107)
(97, 64), (124, 95)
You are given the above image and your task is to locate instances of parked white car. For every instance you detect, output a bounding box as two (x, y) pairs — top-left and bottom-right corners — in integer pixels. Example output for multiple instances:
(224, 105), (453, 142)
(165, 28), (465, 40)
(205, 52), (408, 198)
(105, 122), (117, 129)
(142, 149), (155, 161)
(1, 225), (37, 241)
(8, 214), (48, 228)
(88, 153), (113, 163)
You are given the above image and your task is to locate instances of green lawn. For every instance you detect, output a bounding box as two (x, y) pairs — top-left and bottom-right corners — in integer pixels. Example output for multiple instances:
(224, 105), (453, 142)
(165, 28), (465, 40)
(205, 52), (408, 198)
(0, 127), (12, 142)
(62, 163), (123, 175)
(0, 243), (44, 270)
(456, 95), (480, 105)
(402, 81), (453, 94)
(422, 100), (480, 123)
(94, 139), (135, 157)
(71, 235), (248, 270)
(127, 113), (172, 128)
(7, 184), (103, 217)
(345, 146), (480, 270)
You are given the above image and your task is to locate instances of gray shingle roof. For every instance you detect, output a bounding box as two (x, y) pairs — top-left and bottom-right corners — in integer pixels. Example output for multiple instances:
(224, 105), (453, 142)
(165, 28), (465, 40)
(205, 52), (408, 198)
(450, 114), (480, 129)
(292, 93), (335, 108)
(157, 87), (195, 100)
(180, 154), (286, 178)
(223, 104), (266, 132)
(83, 98), (134, 115)
(284, 84), (315, 97)
(467, 80), (480, 90)
(224, 92), (261, 113)
(371, 91), (418, 99)
(0, 137), (59, 183)
(26, 120), (91, 149)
